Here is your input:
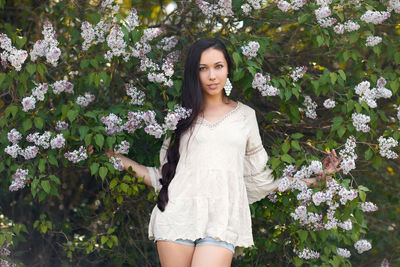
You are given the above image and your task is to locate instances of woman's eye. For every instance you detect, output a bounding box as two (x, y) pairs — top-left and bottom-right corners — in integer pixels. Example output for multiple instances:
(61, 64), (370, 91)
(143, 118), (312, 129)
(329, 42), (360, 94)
(199, 67), (206, 71)
(216, 65), (223, 69)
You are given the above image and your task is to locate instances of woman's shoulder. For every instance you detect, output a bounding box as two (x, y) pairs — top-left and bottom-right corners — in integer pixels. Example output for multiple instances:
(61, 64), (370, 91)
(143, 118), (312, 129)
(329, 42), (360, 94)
(237, 101), (256, 117)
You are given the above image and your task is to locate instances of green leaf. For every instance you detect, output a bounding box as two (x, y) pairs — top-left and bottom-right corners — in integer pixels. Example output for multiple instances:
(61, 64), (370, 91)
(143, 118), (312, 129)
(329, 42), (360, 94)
(232, 52), (242, 66)
(337, 126), (346, 138)
(298, 230), (308, 242)
(269, 157), (281, 170)
(338, 69), (346, 81)
(79, 126), (90, 140)
(364, 149), (373, 160)
(291, 140), (301, 151)
(101, 236), (108, 245)
(0, 73), (6, 86)
(34, 117), (44, 129)
(22, 118), (32, 131)
(80, 59), (89, 69)
(120, 183), (129, 193)
(291, 133), (304, 139)
(99, 166), (108, 180)
(359, 190), (366, 202)
(330, 72), (338, 85)
(106, 136), (116, 148)
(358, 185), (370, 192)
(67, 109), (79, 122)
(26, 63), (36, 75)
(110, 178), (118, 189)
(281, 142), (290, 154)
(5, 105), (18, 118)
(38, 158), (46, 173)
(41, 180), (51, 194)
(49, 175), (61, 185)
(90, 162), (99, 175)
(281, 154), (295, 164)
(316, 35), (324, 47)
(84, 133), (92, 146)
(95, 134), (104, 149)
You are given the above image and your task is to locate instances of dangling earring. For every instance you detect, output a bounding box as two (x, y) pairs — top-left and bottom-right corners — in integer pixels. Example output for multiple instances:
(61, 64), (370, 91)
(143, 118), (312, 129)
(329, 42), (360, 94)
(224, 78), (232, 96)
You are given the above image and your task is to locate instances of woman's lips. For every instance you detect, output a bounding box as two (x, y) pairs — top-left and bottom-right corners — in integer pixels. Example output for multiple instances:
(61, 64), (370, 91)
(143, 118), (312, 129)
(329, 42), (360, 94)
(208, 83), (219, 89)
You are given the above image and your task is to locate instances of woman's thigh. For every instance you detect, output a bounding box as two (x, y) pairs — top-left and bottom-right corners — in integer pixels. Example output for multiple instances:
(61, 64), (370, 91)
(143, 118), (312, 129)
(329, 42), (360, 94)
(157, 240), (195, 267)
(190, 245), (233, 267)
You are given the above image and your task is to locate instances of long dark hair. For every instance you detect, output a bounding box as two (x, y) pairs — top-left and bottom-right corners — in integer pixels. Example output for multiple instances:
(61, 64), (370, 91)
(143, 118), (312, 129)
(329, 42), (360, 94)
(156, 38), (233, 212)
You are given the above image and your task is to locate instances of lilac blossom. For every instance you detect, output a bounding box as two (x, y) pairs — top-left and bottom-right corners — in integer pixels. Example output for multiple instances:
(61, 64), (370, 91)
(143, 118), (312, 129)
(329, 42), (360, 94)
(378, 136), (398, 159)
(104, 24), (127, 61)
(4, 144), (21, 158)
(352, 113), (370, 132)
(323, 98), (335, 109)
(241, 3), (252, 14)
(366, 36), (382, 47)
(123, 8), (139, 32)
(21, 96), (36, 112)
(76, 93), (95, 107)
(101, 113), (124, 135)
(337, 248), (351, 258)
(109, 156), (124, 171)
(55, 120), (69, 131)
(20, 145), (39, 160)
(64, 146), (88, 163)
(124, 111), (145, 133)
(81, 21), (96, 51)
(26, 131), (51, 149)
(386, 0), (400, 13)
(50, 134), (66, 149)
(303, 95), (317, 119)
(290, 66), (307, 82)
(144, 123), (164, 138)
(252, 73), (280, 96)
(0, 33), (28, 71)
(51, 80), (74, 94)
(31, 83), (48, 101)
(114, 140), (130, 155)
(196, 0), (234, 18)
(162, 105), (192, 131)
(8, 129), (22, 144)
(296, 248), (320, 259)
(361, 202), (378, 212)
(157, 36), (178, 52)
(339, 136), (357, 175)
(9, 169), (29, 191)
(317, 17), (337, 28)
(241, 41), (260, 59)
(354, 239), (372, 254)
(30, 22), (61, 66)
(334, 20), (360, 34)
(360, 10), (390, 25)
(315, 6), (331, 20)
(125, 83), (145, 105)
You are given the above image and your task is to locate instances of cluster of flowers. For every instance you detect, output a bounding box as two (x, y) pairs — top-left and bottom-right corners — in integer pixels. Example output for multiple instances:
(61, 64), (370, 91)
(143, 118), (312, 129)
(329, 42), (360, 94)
(145, 50), (178, 87)
(55, 120), (69, 131)
(241, 0), (265, 15)
(339, 135), (357, 175)
(302, 95), (318, 119)
(30, 22), (61, 67)
(64, 146), (88, 163)
(156, 36), (179, 52)
(277, 0), (307, 12)
(5, 129), (66, 160)
(125, 83), (145, 105)
(354, 78), (392, 109)
(104, 24), (126, 61)
(333, 20), (360, 34)
(0, 33), (28, 71)
(196, 0), (234, 18)
(337, 247), (351, 258)
(109, 156), (124, 171)
(81, 20), (111, 51)
(114, 140), (130, 154)
(360, 10), (391, 24)
(314, 1), (337, 28)
(323, 98), (335, 109)
(21, 80), (74, 112)
(295, 247), (320, 259)
(76, 92), (95, 108)
(101, 105), (192, 138)
(123, 8), (139, 32)
(354, 239), (372, 254)
(241, 41), (260, 59)
(366, 36), (383, 47)
(386, 0), (400, 13)
(251, 73), (280, 96)
(9, 168), (29, 192)
(352, 113), (370, 133)
(290, 66), (307, 82)
(377, 136), (398, 159)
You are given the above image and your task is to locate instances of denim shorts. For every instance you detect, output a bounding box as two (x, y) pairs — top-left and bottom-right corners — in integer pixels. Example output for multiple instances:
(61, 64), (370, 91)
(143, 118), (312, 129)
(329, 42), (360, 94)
(155, 236), (235, 254)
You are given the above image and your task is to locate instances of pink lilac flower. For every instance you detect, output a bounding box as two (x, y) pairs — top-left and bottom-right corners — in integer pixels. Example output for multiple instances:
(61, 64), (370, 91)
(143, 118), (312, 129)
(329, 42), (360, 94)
(162, 106), (192, 131)
(337, 248), (351, 258)
(101, 113), (124, 135)
(4, 144), (21, 158)
(252, 73), (280, 96)
(315, 6), (331, 20)
(241, 3), (252, 14)
(109, 156), (124, 171)
(50, 134), (66, 149)
(241, 41), (260, 59)
(290, 66), (307, 82)
(317, 17), (337, 28)
(378, 136), (398, 159)
(0, 33), (28, 71)
(22, 96), (36, 112)
(64, 146), (88, 163)
(56, 120), (69, 131)
(125, 83), (145, 105)
(30, 22), (61, 66)
(386, 0), (400, 13)
(360, 10), (390, 24)
(81, 21), (95, 51)
(334, 20), (360, 34)
(124, 111), (144, 133)
(51, 80), (74, 94)
(31, 83), (48, 101)
(20, 145), (39, 160)
(104, 24), (127, 61)
(144, 123), (164, 138)
(157, 36), (178, 52)
(76, 92), (95, 107)
(366, 36), (382, 47)
(354, 239), (372, 254)
(277, 0), (291, 12)
(9, 169), (29, 191)
(123, 8), (139, 32)
(338, 219), (352, 230)
(338, 187), (358, 205)
(27, 131), (51, 149)
(196, 0), (234, 18)
(8, 129), (22, 144)
(141, 28), (163, 43)
(361, 202), (378, 212)
(114, 140), (130, 154)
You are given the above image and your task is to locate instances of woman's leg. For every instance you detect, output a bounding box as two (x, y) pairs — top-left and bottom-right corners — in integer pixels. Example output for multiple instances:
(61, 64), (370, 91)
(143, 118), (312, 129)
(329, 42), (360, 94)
(190, 245), (233, 267)
(157, 240), (195, 267)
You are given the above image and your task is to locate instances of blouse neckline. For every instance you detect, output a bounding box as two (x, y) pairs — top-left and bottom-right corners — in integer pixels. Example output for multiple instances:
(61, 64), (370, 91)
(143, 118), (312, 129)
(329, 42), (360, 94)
(197, 101), (242, 128)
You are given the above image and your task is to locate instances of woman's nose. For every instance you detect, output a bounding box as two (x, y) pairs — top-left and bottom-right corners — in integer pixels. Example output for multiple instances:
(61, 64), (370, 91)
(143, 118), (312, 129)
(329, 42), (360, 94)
(209, 69), (216, 80)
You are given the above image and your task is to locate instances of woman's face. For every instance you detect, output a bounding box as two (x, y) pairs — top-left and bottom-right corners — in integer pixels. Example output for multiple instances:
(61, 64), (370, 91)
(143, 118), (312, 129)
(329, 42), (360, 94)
(198, 48), (229, 98)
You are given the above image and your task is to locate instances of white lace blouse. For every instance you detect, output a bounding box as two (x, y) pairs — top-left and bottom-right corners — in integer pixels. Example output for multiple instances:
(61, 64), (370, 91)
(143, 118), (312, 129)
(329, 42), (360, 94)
(145, 101), (281, 256)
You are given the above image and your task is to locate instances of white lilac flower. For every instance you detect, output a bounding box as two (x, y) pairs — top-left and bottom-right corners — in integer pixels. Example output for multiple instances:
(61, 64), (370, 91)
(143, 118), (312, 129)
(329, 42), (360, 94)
(339, 136), (357, 175)
(296, 248), (320, 259)
(81, 21), (95, 51)
(104, 25), (127, 61)
(277, 0), (291, 12)
(366, 36), (382, 47)
(22, 96), (36, 112)
(30, 22), (61, 66)
(252, 73), (280, 96)
(51, 80), (74, 94)
(267, 192), (278, 202)
(338, 219), (352, 230)
(248, 0), (263, 9)
(31, 83), (49, 101)
(9, 169), (29, 191)
(290, 0), (307, 10)
(338, 187), (358, 205)
(360, 10), (390, 25)
(64, 146), (87, 163)
(123, 8), (139, 32)
(124, 111), (145, 133)
(315, 6), (331, 20)
(101, 113), (124, 135)
(196, 0), (234, 18)
(323, 98), (335, 109)
(162, 106), (192, 131)
(317, 17), (337, 28)
(241, 41), (260, 59)
(76, 92), (95, 107)
(27, 131), (51, 149)
(334, 20), (360, 34)
(20, 145), (39, 160)
(125, 83), (145, 105)
(354, 239), (372, 254)
(157, 36), (178, 52)
(0, 33), (28, 71)
(387, 0), (400, 13)
(141, 28), (163, 43)
(290, 66), (307, 82)
(337, 248), (351, 258)
(352, 113), (370, 132)
(144, 123), (164, 138)
(8, 129), (22, 144)
(241, 3), (252, 14)
(316, 0), (332, 6)
(378, 136), (398, 159)
(4, 144), (21, 158)
(303, 95), (317, 119)
(114, 140), (130, 155)
(55, 120), (69, 131)
(50, 134), (66, 149)
(109, 156), (124, 171)
(361, 202), (378, 212)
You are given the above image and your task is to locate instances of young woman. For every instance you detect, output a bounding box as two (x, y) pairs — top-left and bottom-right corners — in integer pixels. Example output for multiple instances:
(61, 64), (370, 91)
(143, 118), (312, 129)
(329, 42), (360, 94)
(89, 38), (341, 267)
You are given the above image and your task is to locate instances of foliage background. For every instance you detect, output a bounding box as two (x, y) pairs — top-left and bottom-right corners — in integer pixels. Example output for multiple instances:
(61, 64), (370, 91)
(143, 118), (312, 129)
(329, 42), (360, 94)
(0, 0), (399, 266)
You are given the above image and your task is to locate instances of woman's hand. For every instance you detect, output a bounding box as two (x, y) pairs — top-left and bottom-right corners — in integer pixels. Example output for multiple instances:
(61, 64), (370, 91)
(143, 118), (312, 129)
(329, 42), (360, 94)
(87, 144), (116, 159)
(316, 149), (343, 182)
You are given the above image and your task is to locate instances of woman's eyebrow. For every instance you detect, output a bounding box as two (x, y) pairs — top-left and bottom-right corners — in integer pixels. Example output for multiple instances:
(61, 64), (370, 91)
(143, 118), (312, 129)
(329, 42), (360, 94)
(199, 61), (224, 66)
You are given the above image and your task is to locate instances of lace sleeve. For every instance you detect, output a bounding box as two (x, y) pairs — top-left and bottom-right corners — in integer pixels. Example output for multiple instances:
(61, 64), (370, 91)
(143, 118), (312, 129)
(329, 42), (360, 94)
(146, 136), (171, 193)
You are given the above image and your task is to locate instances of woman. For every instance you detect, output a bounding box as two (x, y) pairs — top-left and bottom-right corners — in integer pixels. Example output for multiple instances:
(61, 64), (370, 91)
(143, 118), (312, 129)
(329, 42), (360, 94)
(89, 38), (341, 267)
